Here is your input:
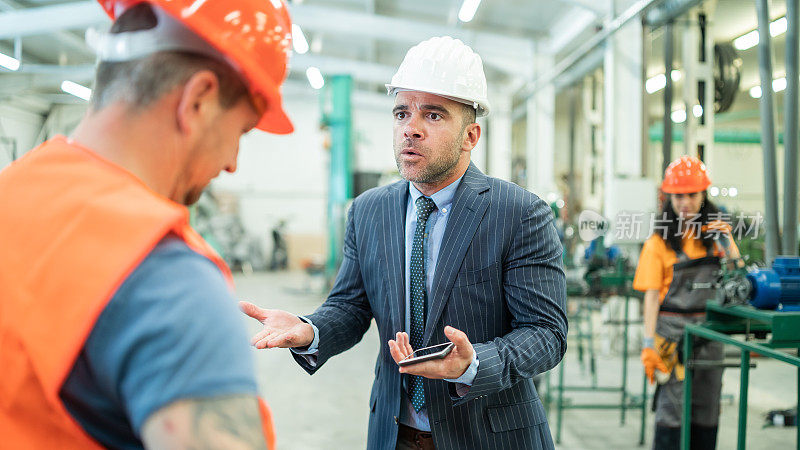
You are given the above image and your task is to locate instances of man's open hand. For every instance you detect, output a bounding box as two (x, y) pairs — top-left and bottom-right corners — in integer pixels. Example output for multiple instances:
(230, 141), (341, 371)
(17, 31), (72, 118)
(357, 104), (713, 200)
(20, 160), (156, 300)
(239, 301), (314, 349)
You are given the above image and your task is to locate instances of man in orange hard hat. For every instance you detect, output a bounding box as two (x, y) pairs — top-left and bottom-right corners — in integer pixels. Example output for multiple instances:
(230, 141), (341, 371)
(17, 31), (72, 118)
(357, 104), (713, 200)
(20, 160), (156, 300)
(0, 0), (292, 448)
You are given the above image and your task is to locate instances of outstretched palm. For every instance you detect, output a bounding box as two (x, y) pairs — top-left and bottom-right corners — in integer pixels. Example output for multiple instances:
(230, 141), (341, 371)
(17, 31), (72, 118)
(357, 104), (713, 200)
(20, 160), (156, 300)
(239, 301), (314, 349)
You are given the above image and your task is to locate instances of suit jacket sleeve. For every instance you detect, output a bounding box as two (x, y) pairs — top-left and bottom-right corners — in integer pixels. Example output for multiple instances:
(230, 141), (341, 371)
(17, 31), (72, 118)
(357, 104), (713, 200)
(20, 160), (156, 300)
(452, 198), (567, 405)
(292, 198), (374, 374)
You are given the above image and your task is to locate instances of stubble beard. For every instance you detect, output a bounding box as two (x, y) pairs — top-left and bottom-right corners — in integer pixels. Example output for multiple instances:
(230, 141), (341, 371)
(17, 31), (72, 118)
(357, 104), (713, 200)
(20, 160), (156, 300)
(394, 138), (463, 186)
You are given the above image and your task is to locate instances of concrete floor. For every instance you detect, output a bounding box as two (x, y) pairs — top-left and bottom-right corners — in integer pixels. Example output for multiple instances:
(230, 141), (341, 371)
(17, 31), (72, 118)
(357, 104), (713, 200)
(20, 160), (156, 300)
(236, 271), (798, 450)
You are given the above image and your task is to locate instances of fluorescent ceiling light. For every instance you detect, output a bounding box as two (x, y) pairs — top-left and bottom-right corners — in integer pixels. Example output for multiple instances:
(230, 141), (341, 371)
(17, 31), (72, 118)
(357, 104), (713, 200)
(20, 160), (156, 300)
(749, 77), (788, 98)
(645, 74), (666, 94)
(773, 77), (787, 92)
(771, 16), (788, 35)
(0, 52), (20, 71)
(306, 67), (324, 90)
(458, 0), (482, 23)
(61, 80), (92, 101)
(733, 16), (787, 50)
(645, 70), (682, 94)
(734, 31), (759, 50)
(671, 108), (686, 123)
(292, 24), (309, 54)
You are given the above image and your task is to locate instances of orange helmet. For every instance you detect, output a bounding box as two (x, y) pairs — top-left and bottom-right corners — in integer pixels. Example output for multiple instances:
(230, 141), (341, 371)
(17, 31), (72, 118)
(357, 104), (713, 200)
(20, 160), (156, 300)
(661, 156), (712, 194)
(97, 0), (293, 134)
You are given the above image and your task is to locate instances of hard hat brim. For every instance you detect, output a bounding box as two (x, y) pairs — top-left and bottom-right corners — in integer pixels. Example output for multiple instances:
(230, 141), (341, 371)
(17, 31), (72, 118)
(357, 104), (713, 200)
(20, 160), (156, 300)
(386, 84), (490, 117)
(256, 101), (294, 134)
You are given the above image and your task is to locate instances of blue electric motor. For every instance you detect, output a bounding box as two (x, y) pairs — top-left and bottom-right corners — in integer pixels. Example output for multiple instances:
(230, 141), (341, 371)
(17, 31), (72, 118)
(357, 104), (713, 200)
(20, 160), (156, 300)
(746, 256), (800, 311)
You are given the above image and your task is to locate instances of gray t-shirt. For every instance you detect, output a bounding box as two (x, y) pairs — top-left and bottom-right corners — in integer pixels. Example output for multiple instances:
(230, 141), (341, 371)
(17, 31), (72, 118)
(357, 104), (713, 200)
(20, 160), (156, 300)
(59, 236), (258, 449)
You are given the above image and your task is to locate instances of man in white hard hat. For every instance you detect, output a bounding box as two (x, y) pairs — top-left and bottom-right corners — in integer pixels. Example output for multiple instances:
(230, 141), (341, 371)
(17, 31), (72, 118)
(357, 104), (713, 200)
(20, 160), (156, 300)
(242, 36), (567, 450)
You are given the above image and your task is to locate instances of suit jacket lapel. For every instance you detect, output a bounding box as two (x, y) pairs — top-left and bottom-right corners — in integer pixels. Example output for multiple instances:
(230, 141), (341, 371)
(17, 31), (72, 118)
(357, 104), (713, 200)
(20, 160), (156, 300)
(423, 163), (490, 345)
(384, 180), (408, 333)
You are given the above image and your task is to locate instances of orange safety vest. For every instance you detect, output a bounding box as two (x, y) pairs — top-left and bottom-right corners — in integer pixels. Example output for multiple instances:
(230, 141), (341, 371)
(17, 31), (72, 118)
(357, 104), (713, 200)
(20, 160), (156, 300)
(0, 136), (276, 449)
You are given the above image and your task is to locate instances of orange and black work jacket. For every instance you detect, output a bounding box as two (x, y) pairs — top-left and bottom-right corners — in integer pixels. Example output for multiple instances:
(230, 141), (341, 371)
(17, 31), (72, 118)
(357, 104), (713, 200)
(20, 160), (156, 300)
(0, 136), (276, 449)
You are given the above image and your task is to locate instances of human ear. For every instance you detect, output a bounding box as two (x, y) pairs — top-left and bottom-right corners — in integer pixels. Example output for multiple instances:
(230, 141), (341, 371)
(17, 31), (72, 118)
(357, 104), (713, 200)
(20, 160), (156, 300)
(175, 70), (221, 136)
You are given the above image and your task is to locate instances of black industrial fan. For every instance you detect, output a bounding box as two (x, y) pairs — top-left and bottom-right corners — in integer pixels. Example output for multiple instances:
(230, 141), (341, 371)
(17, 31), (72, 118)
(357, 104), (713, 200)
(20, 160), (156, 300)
(714, 43), (742, 113)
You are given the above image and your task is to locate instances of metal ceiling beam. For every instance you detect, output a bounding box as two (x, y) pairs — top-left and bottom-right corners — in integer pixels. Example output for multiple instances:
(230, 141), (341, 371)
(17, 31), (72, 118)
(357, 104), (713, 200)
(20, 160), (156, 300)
(516, 0), (665, 101)
(0, 0), (95, 59)
(290, 54), (395, 86)
(17, 63), (94, 78)
(288, 3), (534, 76)
(546, 6), (601, 54)
(645, 0), (704, 29)
(0, 1), (106, 39)
(0, 1), (534, 76)
(4, 54), (393, 93)
(555, 0), (606, 17)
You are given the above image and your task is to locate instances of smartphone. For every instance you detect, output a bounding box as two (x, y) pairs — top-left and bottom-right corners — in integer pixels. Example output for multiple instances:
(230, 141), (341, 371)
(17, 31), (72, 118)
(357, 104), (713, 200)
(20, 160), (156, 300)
(398, 342), (455, 367)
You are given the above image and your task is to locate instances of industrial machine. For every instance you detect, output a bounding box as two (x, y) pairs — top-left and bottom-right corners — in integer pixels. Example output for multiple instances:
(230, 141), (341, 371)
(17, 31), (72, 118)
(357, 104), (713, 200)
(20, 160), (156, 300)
(717, 256), (800, 311)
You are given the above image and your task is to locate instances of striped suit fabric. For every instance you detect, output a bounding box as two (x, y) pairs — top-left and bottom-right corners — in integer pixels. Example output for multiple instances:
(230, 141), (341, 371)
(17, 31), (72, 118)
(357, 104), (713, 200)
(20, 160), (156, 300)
(293, 163), (568, 449)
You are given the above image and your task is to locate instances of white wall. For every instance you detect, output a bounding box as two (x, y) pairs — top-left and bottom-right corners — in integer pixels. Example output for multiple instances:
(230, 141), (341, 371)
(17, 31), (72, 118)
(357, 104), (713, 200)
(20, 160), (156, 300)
(213, 90), (396, 241)
(0, 104), (45, 169)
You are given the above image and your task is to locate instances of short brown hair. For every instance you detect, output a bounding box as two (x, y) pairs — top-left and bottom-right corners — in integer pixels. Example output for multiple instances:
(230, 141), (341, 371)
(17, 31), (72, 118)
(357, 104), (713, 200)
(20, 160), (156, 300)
(91, 3), (248, 111)
(461, 103), (477, 129)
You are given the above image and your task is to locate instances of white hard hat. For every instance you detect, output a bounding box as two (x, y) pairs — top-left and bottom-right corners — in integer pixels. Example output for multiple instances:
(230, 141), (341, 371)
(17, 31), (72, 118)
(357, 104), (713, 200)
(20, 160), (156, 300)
(386, 36), (490, 117)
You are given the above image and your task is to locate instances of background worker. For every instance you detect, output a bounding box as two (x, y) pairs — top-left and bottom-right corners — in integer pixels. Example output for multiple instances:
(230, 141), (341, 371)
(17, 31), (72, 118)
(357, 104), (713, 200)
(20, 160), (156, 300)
(241, 36), (567, 450)
(634, 156), (740, 450)
(0, 0), (293, 448)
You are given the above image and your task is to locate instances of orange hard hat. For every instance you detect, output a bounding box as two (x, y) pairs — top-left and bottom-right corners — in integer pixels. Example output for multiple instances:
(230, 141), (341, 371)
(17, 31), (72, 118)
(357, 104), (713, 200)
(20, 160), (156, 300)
(97, 0), (293, 134)
(661, 155), (712, 194)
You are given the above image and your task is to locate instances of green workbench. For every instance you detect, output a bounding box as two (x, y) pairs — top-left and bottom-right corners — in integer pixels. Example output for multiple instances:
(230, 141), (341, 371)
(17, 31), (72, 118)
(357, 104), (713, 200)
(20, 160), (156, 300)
(546, 269), (648, 446)
(682, 302), (800, 449)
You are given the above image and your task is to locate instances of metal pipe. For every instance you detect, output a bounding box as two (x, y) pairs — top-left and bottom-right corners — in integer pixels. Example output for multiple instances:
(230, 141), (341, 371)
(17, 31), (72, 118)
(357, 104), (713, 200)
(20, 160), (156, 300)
(568, 86), (577, 221)
(737, 351), (750, 450)
(756, 0), (782, 263)
(783, 0), (799, 256)
(646, 0), (703, 28)
(663, 21), (674, 174)
(516, 0), (665, 101)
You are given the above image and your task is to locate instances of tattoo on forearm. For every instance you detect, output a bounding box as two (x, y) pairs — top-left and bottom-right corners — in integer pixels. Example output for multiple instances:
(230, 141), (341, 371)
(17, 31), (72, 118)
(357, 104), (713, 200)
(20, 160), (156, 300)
(187, 396), (265, 449)
(142, 395), (268, 450)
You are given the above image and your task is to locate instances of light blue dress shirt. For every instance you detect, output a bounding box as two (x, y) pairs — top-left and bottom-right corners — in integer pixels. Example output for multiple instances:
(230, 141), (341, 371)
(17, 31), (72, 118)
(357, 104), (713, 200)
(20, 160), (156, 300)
(294, 175), (479, 432)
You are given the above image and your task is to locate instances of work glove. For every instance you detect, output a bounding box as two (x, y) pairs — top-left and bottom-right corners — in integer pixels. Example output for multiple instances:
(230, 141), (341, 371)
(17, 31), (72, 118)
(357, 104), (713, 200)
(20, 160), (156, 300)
(641, 347), (669, 384)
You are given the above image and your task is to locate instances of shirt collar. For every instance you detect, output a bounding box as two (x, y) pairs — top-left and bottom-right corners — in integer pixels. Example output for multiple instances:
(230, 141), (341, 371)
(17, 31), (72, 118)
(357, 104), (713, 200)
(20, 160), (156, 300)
(408, 174), (464, 214)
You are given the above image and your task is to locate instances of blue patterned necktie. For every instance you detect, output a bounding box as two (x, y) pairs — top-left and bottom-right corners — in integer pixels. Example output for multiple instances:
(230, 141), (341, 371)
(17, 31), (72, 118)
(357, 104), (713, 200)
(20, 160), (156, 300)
(409, 196), (436, 412)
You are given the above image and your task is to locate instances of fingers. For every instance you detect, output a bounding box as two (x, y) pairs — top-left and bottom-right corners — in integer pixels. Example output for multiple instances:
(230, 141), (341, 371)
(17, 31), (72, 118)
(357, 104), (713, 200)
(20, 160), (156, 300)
(645, 366), (655, 384)
(397, 358), (453, 379)
(239, 301), (267, 321)
(399, 332), (413, 355)
(260, 331), (301, 349)
(250, 329), (270, 347)
(444, 326), (470, 348)
(388, 339), (406, 363)
(254, 330), (282, 349)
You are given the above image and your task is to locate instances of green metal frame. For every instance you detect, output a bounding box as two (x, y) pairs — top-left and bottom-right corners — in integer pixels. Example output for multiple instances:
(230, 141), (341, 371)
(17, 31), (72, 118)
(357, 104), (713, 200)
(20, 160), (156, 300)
(681, 302), (800, 449)
(648, 123), (788, 144)
(546, 290), (648, 445)
(320, 75), (354, 284)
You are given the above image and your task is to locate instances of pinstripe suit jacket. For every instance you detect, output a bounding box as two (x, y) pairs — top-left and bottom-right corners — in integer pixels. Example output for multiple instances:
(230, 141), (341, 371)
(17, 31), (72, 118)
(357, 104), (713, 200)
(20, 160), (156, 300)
(293, 163), (567, 449)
